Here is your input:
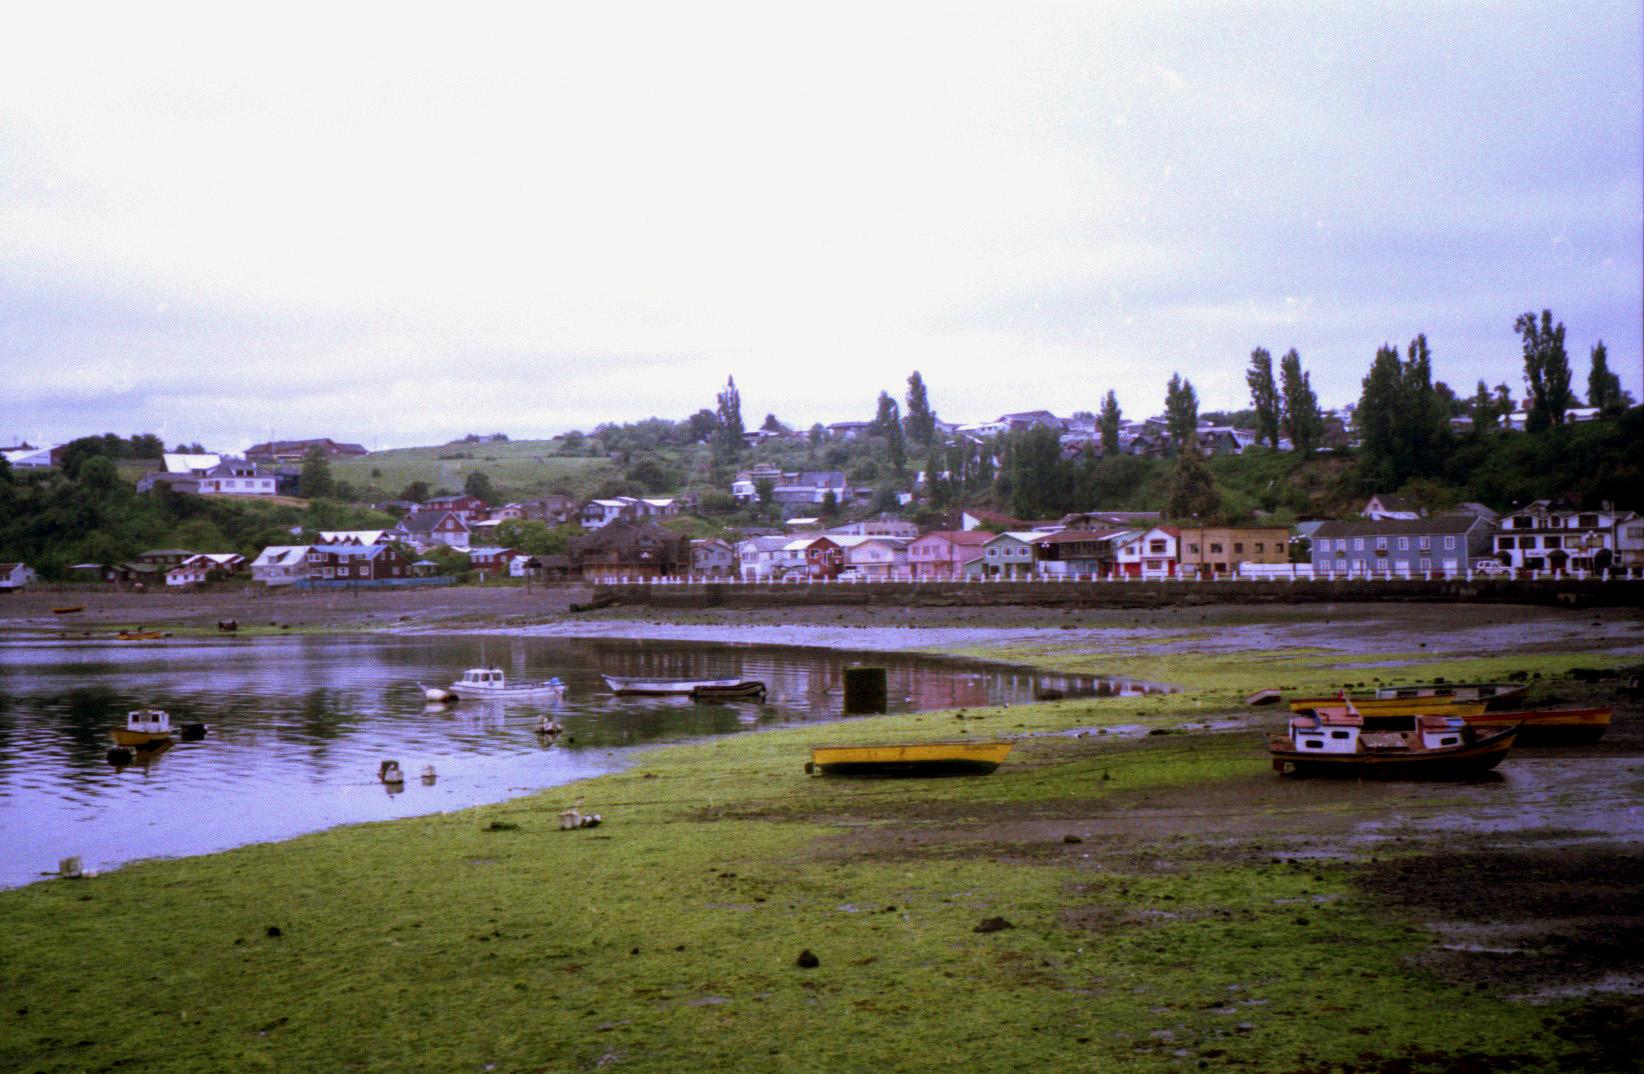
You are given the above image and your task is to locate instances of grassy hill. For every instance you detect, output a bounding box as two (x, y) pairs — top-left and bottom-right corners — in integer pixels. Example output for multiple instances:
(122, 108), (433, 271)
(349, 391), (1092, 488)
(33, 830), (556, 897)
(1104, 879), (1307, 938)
(332, 440), (620, 503)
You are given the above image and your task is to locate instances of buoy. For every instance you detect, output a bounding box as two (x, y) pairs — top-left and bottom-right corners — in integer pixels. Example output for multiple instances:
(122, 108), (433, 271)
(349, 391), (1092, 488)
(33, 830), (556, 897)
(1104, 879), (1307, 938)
(378, 760), (405, 784)
(423, 685), (457, 704)
(536, 716), (563, 735)
(180, 722), (208, 741)
(107, 746), (134, 765)
(420, 765), (437, 784)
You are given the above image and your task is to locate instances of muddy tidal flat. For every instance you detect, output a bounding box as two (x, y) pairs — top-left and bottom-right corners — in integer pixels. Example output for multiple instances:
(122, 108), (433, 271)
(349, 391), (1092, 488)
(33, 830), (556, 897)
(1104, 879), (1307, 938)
(1, 591), (1642, 1073)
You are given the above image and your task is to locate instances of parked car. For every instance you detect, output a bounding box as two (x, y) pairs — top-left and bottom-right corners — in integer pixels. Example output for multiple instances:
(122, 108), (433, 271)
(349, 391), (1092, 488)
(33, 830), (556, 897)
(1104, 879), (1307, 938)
(1472, 559), (1510, 576)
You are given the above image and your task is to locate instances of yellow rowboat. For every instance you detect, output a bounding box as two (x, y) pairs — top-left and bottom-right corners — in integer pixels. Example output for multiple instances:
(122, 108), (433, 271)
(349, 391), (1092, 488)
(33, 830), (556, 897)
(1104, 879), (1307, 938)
(806, 740), (1013, 777)
(1288, 695), (1487, 717)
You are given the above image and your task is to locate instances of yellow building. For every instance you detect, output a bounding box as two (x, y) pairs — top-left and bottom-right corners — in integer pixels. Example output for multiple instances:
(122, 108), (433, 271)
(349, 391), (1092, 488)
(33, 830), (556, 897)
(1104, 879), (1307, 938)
(1174, 526), (1291, 577)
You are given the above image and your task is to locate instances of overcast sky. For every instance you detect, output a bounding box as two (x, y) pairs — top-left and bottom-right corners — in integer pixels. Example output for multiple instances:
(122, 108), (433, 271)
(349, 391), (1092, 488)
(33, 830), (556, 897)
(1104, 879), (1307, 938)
(3, 3), (1639, 451)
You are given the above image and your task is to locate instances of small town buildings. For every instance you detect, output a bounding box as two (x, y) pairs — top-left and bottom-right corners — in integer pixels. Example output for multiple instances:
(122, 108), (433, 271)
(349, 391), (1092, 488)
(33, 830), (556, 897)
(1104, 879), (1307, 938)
(1362, 494), (1424, 521)
(163, 452), (222, 473)
(135, 549), (194, 568)
(580, 496), (682, 529)
(827, 516), (919, 539)
(2, 445), (57, 469)
(1112, 526), (1180, 579)
(1312, 515), (1493, 577)
(824, 421), (874, 441)
(690, 538), (737, 578)
(196, 460), (276, 496)
(960, 508), (1027, 532)
(731, 469), (851, 509)
(392, 510), (471, 550)
(1174, 526), (1292, 577)
(304, 543), (414, 582)
(165, 561), (212, 588)
(0, 562), (38, 590)
(466, 546), (520, 579)
(908, 530), (992, 579)
(571, 522), (692, 581)
(736, 535), (799, 581)
(965, 531), (1043, 579)
(841, 536), (911, 580)
(136, 471), (204, 495)
(422, 494), (489, 522)
(317, 530), (392, 546)
(251, 546), (311, 586)
(1614, 515), (1644, 571)
(1031, 529), (1129, 577)
(1491, 498), (1632, 574)
(797, 535), (844, 579)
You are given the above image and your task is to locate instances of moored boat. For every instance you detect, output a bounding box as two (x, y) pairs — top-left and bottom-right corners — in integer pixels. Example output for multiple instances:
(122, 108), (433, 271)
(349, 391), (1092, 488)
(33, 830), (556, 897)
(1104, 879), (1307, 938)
(116, 630), (167, 641)
(603, 674), (744, 695)
(1288, 693), (1488, 717)
(1267, 708), (1517, 778)
(431, 668), (566, 701)
(1461, 705), (1610, 743)
(111, 709), (174, 748)
(806, 740), (1014, 777)
(1290, 682), (1526, 715)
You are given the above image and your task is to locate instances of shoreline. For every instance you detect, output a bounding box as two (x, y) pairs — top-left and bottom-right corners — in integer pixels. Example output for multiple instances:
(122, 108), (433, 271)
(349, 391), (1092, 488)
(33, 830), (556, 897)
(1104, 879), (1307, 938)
(3, 598), (1642, 1072)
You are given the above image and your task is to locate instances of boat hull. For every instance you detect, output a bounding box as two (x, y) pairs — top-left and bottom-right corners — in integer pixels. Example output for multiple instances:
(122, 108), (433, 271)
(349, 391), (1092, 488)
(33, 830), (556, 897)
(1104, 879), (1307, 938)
(1463, 706), (1610, 743)
(1288, 696), (1488, 717)
(690, 681), (767, 700)
(1268, 725), (1518, 779)
(604, 675), (744, 695)
(808, 741), (1013, 778)
(111, 729), (172, 748)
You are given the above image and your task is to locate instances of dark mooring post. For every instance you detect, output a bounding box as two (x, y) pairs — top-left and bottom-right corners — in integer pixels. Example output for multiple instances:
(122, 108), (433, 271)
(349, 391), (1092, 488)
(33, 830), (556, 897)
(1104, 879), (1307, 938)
(843, 666), (888, 714)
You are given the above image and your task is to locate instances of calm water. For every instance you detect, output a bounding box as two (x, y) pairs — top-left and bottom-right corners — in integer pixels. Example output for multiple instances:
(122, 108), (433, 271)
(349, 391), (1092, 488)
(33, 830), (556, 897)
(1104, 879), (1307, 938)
(0, 634), (1165, 887)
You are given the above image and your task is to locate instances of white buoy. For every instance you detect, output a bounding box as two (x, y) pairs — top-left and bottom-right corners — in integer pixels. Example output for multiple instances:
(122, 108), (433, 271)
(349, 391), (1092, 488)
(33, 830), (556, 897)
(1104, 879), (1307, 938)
(420, 764), (437, 784)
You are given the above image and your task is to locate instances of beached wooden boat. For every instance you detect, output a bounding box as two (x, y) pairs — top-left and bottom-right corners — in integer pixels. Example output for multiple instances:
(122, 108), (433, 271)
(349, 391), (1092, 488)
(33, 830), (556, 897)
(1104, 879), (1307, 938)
(603, 674), (744, 695)
(52, 604), (84, 615)
(690, 681), (767, 700)
(111, 709), (174, 748)
(806, 740), (1014, 777)
(1290, 682), (1525, 715)
(1288, 693), (1488, 717)
(1268, 708), (1517, 778)
(1461, 705), (1610, 743)
(115, 630), (166, 641)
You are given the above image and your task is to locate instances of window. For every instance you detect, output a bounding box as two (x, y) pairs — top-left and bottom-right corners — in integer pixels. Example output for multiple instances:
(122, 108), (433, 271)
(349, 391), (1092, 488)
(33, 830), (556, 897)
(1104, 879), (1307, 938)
(1187, 543), (1200, 554)
(1354, 538), (1365, 551)
(1579, 514), (1598, 528)
(1397, 537), (1409, 550)
(1376, 537), (1387, 550)
(1330, 731), (1350, 740)
(1209, 543), (1223, 554)
(1419, 536), (1430, 550)
(1445, 536), (1456, 549)
(1316, 539), (1329, 552)
(1545, 535), (1561, 549)
(1234, 543), (1244, 554)
(1419, 558), (1432, 573)
(1255, 543), (1265, 553)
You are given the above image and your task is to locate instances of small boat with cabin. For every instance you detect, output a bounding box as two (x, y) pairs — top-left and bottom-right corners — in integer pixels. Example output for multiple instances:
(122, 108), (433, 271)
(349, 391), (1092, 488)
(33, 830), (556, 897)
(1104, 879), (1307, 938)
(806, 740), (1014, 777)
(1267, 707), (1518, 778)
(603, 674), (744, 696)
(111, 709), (174, 748)
(424, 669), (567, 702)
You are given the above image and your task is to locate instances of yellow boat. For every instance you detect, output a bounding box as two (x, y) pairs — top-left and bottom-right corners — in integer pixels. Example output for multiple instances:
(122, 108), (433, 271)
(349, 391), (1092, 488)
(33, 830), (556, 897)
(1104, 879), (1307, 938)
(110, 709), (173, 748)
(1288, 695), (1487, 717)
(806, 740), (1013, 777)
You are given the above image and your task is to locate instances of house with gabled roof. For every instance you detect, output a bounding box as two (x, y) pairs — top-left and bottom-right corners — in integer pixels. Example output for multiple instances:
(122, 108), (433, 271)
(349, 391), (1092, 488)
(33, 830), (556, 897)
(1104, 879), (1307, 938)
(391, 510), (470, 550)
(1112, 526), (1180, 578)
(1312, 515), (1492, 577)
(251, 545), (311, 586)
(1362, 494), (1424, 520)
(963, 531), (1045, 579)
(0, 562), (39, 590)
(908, 530), (993, 579)
(1031, 528), (1129, 577)
(571, 521), (692, 581)
(1491, 497), (1630, 574)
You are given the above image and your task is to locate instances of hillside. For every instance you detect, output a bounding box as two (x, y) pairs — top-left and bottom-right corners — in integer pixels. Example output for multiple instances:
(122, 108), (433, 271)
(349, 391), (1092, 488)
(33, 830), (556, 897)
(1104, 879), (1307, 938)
(330, 440), (620, 503)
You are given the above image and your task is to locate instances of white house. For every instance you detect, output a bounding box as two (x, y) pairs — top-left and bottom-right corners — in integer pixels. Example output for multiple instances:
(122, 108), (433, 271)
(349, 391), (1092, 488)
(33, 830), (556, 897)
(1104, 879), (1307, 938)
(0, 562), (39, 590)
(166, 562), (212, 588)
(3, 446), (56, 469)
(197, 460), (276, 496)
(1113, 525), (1180, 579)
(842, 536), (911, 580)
(251, 545), (310, 586)
(1492, 499), (1632, 574)
(736, 535), (795, 581)
(163, 452), (221, 474)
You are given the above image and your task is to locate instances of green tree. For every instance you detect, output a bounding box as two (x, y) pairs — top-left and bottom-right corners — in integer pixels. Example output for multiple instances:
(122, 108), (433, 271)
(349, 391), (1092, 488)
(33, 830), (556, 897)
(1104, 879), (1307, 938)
(807, 423), (825, 448)
(1278, 348), (1323, 453)
(77, 455), (121, 495)
(1164, 373), (1198, 453)
(299, 446), (335, 499)
(753, 476), (776, 507)
(714, 376), (744, 464)
(1355, 344), (1405, 489)
(1002, 426), (1073, 518)
(1516, 309), (1572, 431)
(1398, 334), (1450, 473)
(1166, 444), (1221, 521)
(400, 480), (431, 503)
(1587, 341), (1629, 416)
(903, 371), (937, 446)
(463, 471), (495, 502)
(1098, 390), (1123, 454)
(1245, 348), (1281, 448)
(57, 436), (113, 480)
(819, 489), (839, 518)
(1468, 380), (1501, 433)
(874, 391), (906, 473)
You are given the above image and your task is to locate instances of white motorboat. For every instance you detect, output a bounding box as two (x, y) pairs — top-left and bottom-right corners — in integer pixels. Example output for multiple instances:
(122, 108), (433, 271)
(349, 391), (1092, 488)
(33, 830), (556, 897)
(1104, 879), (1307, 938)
(602, 674), (744, 695)
(425, 668), (567, 702)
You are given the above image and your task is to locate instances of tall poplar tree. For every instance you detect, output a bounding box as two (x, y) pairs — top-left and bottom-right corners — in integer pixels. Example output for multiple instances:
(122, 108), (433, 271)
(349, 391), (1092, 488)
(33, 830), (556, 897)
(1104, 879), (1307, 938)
(1245, 347), (1281, 448)
(714, 375), (744, 464)
(874, 391), (906, 474)
(1515, 310), (1572, 431)
(1164, 373), (1198, 454)
(903, 371), (937, 446)
(1278, 349), (1323, 454)
(1587, 341), (1628, 415)
(1098, 390), (1123, 454)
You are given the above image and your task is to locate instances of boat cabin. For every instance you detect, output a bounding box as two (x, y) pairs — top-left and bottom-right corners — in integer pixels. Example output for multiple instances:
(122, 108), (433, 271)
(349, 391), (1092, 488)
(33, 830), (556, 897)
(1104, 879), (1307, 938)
(126, 709), (172, 734)
(1288, 709), (1362, 753)
(458, 668), (507, 688)
(1415, 714), (1468, 750)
